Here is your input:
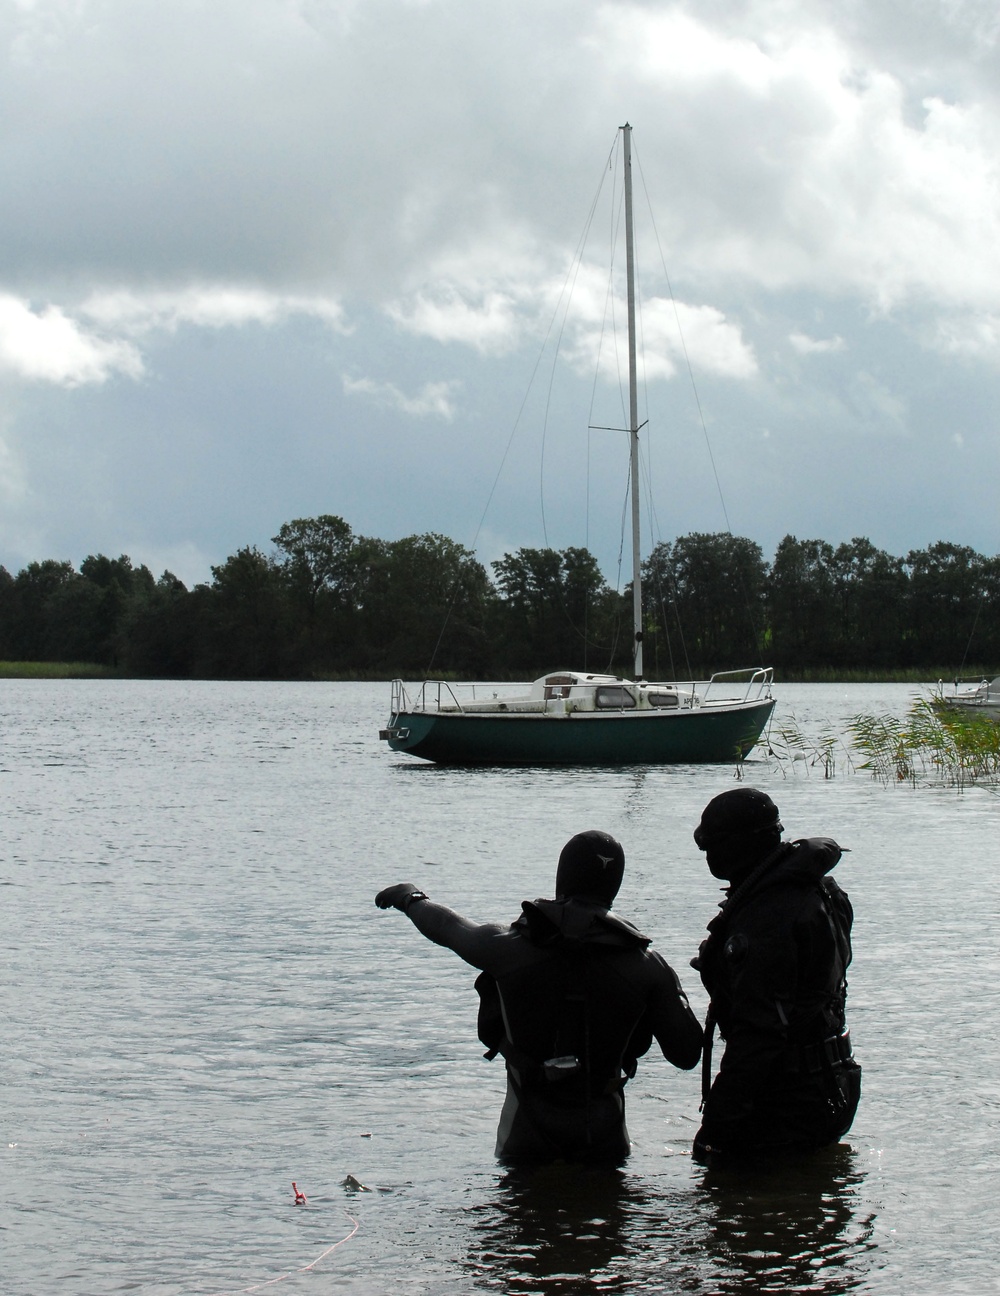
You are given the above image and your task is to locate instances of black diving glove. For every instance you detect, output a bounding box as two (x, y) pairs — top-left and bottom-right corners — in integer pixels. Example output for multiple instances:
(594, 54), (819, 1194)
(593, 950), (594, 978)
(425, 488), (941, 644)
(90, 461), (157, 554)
(375, 882), (428, 913)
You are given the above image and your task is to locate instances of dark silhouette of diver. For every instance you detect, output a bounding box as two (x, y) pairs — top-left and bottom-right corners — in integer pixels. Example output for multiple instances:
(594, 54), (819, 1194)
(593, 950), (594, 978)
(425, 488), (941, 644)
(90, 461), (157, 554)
(691, 788), (861, 1163)
(376, 829), (702, 1162)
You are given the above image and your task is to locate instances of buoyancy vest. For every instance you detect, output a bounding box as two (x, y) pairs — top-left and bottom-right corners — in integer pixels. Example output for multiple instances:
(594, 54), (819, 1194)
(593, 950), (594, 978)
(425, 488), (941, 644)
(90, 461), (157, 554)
(695, 839), (854, 1101)
(476, 898), (653, 1098)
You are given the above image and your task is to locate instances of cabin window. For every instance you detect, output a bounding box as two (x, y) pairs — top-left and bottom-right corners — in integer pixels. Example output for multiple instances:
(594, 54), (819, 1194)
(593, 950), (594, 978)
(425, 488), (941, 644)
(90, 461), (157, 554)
(595, 686), (636, 710)
(648, 691), (679, 709)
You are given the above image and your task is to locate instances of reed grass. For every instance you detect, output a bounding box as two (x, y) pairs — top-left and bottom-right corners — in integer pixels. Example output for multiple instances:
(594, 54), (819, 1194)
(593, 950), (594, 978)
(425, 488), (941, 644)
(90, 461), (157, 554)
(0, 661), (119, 679)
(768, 697), (1000, 787)
(764, 719), (855, 779)
(848, 699), (1000, 788)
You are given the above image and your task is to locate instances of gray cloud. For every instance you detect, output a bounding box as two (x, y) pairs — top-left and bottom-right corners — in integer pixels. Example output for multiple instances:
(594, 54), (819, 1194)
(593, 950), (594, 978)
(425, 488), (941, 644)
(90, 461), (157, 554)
(1, 0), (999, 588)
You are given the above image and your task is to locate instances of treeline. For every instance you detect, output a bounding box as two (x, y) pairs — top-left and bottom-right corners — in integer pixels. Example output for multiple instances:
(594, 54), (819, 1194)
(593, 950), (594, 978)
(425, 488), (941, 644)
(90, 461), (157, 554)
(1, 516), (998, 679)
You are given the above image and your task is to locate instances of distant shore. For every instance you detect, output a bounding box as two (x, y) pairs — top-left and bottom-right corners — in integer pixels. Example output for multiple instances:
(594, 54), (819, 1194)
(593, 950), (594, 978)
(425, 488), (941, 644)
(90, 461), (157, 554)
(0, 661), (122, 679)
(0, 661), (986, 685)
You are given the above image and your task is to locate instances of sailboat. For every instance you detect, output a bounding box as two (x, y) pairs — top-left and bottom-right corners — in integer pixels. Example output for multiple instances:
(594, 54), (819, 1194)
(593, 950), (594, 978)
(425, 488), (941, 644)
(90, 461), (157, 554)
(380, 125), (775, 766)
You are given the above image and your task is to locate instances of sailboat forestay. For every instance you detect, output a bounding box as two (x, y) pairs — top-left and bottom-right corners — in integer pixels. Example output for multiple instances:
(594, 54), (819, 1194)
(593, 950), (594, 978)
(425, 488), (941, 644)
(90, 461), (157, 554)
(380, 124), (775, 765)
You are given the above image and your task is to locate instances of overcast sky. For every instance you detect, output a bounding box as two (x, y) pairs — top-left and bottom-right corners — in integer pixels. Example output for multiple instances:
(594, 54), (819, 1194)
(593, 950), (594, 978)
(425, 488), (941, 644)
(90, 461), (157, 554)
(3, 0), (1000, 588)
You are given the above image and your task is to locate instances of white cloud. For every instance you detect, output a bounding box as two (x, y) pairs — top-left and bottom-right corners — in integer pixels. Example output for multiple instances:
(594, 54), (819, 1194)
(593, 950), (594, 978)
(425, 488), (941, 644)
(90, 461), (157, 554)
(641, 298), (758, 380)
(932, 312), (1000, 359)
(563, 294), (757, 381)
(584, 5), (1000, 328)
(7, 1), (1000, 333)
(790, 331), (846, 354)
(386, 288), (522, 355)
(590, 6), (776, 94)
(0, 294), (143, 386)
(387, 252), (757, 380)
(342, 374), (459, 419)
(0, 285), (350, 390)
(81, 287), (349, 336)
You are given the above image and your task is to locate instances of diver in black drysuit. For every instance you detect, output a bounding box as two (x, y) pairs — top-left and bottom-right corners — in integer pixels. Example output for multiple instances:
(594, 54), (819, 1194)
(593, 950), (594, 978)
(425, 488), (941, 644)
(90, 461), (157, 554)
(375, 830), (702, 1163)
(691, 788), (862, 1163)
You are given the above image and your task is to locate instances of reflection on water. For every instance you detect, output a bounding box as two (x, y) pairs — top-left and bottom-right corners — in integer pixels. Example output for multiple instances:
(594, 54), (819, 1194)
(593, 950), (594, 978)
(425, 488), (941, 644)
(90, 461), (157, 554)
(461, 1146), (875, 1295)
(694, 1146), (876, 1295)
(465, 1164), (651, 1293)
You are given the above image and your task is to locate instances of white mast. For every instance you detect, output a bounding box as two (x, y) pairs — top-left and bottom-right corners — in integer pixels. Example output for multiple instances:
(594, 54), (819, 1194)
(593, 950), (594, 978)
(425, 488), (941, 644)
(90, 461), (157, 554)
(622, 123), (643, 681)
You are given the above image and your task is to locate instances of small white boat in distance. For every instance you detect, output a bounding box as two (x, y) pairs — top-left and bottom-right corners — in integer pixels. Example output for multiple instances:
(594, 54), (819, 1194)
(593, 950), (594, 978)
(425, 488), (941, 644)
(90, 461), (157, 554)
(933, 676), (1000, 719)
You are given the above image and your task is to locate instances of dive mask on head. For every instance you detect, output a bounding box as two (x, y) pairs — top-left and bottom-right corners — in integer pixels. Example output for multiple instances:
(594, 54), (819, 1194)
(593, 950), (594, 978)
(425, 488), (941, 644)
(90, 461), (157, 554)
(694, 787), (782, 853)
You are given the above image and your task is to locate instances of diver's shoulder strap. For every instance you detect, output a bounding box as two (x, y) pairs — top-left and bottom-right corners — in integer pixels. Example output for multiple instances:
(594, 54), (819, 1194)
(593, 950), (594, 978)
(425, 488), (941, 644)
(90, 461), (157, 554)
(700, 1004), (716, 1109)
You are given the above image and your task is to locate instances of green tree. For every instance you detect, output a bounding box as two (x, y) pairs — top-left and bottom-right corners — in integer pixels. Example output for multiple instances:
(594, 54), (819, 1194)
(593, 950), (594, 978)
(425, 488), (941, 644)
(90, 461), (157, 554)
(829, 538), (907, 669)
(271, 515), (357, 672)
(768, 536), (838, 671)
(491, 546), (618, 675)
(905, 542), (985, 667)
(0, 566), (14, 658)
(79, 554), (156, 666)
(119, 571), (194, 676)
(205, 546), (292, 677)
(974, 555), (1000, 668)
(272, 515), (354, 612)
(354, 533), (494, 675)
(643, 533), (768, 677)
(8, 560), (80, 660)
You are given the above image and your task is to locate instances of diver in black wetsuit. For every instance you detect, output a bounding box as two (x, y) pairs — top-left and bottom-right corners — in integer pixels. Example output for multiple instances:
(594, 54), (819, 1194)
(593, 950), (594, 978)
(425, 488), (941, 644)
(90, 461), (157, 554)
(375, 830), (702, 1163)
(691, 788), (862, 1163)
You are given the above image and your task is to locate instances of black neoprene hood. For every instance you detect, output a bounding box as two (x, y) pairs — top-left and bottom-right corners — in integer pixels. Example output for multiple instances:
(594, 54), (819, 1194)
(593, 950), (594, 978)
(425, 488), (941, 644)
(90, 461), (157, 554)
(555, 829), (625, 907)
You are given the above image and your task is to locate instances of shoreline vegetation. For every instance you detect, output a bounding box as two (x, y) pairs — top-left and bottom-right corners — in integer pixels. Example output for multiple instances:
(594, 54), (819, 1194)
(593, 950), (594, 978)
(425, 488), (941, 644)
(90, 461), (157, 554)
(2, 514), (999, 684)
(0, 662), (991, 685)
(772, 700), (1000, 789)
(0, 661), (122, 679)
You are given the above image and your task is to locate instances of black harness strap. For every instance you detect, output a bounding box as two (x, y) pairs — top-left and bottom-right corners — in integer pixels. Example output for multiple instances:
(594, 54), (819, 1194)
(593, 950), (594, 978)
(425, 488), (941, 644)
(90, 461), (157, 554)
(699, 845), (786, 1108)
(700, 1004), (716, 1109)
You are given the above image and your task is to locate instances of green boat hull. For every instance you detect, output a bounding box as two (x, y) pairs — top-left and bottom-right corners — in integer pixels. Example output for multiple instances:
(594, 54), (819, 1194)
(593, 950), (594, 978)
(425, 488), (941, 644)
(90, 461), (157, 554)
(385, 697), (775, 766)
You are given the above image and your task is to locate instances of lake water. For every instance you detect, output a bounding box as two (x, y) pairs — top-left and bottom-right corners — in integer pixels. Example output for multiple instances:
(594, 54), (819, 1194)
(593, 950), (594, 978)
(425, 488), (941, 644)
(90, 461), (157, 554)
(2, 679), (998, 1295)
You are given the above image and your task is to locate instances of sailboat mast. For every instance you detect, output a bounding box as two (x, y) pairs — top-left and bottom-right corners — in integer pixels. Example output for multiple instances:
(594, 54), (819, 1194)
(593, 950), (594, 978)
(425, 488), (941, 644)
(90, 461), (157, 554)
(622, 123), (643, 681)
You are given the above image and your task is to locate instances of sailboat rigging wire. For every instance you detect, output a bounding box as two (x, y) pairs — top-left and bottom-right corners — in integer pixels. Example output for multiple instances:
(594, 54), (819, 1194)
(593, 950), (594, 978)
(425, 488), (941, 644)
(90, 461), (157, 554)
(535, 137), (635, 665)
(537, 138), (620, 550)
(957, 590), (985, 676)
(425, 137), (620, 675)
(586, 137), (634, 673)
(628, 192), (694, 683)
(600, 457), (632, 675)
(580, 184), (621, 669)
(632, 137), (768, 663)
(580, 137), (693, 680)
(632, 140), (732, 538)
(638, 447), (689, 680)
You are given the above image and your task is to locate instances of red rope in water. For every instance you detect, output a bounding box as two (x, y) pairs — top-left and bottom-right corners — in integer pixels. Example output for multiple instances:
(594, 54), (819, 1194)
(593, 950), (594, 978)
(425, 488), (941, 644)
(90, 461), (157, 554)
(208, 1210), (360, 1294)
